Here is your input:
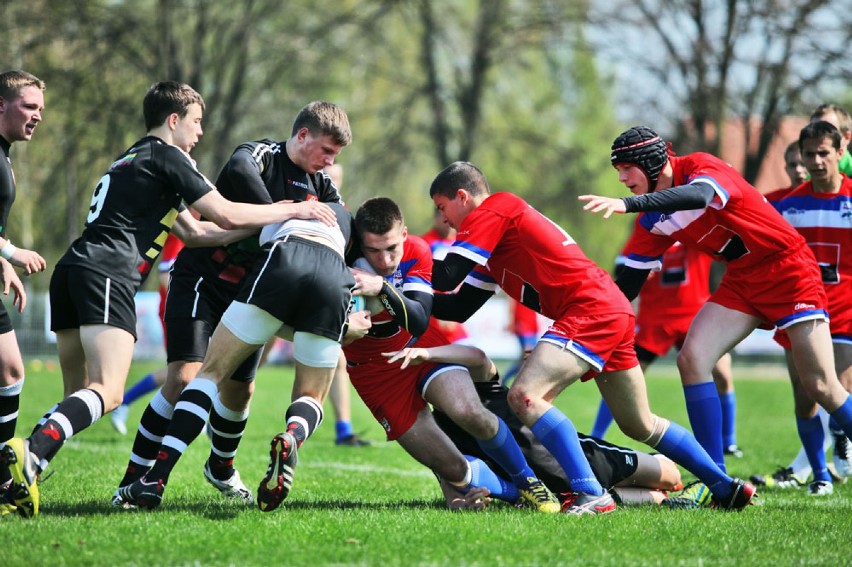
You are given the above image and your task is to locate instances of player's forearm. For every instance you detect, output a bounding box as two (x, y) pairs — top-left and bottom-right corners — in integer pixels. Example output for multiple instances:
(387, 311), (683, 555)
(431, 285), (490, 322)
(181, 223), (257, 248)
(621, 183), (715, 213)
(421, 344), (494, 381)
(432, 255), (476, 292)
(376, 285), (431, 337)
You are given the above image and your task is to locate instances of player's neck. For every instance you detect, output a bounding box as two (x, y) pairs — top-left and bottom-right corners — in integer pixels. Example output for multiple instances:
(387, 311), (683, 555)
(811, 173), (841, 194)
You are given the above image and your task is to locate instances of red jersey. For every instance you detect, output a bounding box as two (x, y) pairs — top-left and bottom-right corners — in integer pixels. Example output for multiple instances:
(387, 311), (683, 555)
(764, 186), (795, 203)
(343, 235), (434, 365)
(448, 192), (631, 319)
(622, 153), (805, 272)
(629, 240), (712, 320)
(421, 228), (455, 260)
(422, 227), (469, 343)
(774, 175), (852, 335)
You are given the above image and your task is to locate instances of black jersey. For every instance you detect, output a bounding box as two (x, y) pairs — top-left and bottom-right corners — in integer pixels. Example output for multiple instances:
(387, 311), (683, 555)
(0, 137), (16, 238)
(174, 138), (343, 293)
(56, 136), (214, 288)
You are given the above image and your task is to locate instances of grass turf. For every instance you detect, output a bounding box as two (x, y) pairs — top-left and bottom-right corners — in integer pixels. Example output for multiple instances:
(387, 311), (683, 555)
(1, 359), (849, 566)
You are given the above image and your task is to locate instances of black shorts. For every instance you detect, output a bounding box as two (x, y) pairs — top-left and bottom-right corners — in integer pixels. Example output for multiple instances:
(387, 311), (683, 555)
(0, 300), (13, 334)
(577, 435), (640, 490)
(235, 237), (355, 342)
(49, 264), (137, 338)
(433, 382), (639, 493)
(164, 269), (261, 382)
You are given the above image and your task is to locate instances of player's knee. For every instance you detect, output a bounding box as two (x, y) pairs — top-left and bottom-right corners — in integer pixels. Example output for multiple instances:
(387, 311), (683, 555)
(676, 347), (706, 377)
(451, 403), (496, 438)
(506, 384), (535, 417)
(0, 369), (24, 388)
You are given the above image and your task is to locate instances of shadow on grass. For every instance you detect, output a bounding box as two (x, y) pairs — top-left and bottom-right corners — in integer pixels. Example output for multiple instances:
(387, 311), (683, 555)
(42, 497), (453, 520)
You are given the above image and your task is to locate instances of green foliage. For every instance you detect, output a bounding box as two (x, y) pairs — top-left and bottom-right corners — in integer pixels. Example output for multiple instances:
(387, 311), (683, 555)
(1, 360), (850, 566)
(1, 1), (629, 280)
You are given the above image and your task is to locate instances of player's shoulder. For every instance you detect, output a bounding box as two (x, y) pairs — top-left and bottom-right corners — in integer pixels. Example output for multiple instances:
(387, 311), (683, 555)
(487, 191), (525, 207)
(143, 137), (197, 170)
(404, 234), (432, 256)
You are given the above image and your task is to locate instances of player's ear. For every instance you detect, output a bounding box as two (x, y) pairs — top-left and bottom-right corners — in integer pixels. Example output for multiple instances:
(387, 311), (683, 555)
(401, 225), (408, 240)
(166, 112), (180, 131)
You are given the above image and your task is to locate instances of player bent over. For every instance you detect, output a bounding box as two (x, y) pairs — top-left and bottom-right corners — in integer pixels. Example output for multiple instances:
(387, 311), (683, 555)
(112, 101), (353, 507)
(344, 197), (560, 512)
(118, 203), (357, 510)
(430, 161), (755, 515)
(384, 344), (686, 509)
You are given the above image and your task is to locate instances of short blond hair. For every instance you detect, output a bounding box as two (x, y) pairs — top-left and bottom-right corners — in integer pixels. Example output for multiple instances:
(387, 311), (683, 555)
(292, 101), (352, 147)
(0, 70), (45, 101)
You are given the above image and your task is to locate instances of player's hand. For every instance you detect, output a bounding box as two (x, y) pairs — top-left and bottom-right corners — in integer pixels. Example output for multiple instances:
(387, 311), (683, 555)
(382, 347), (430, 369)
(0, 258), (26, 312)
(288, 200), (337, 226)
(343, 310), (372, 345)
(10, 248), (47, 275)
(439, 479), (491, 511)
(577, 195), (626, 219)
(350, 267), (385, 296)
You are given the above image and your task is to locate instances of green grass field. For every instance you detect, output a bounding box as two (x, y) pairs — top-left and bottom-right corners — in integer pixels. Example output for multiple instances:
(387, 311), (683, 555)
(2, 359), (849, 566)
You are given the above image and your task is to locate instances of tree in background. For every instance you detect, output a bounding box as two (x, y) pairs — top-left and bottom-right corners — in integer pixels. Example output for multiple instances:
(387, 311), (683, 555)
(589, 0), (852, 182)
(1, 0), (850, 279)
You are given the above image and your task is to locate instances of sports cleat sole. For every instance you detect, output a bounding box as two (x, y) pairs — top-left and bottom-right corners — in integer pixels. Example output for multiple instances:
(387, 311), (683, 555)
(257, 432), (298, 513)
(662, 481), (712, 510)
(1, 439), (40, 518)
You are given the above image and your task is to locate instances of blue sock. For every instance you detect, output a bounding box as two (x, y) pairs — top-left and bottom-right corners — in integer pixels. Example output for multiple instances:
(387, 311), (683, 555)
(797, 414), (829, 482)
(122, 374), (159, 406)
(477, 417), (534, 487)
(335, 420), (354, 440)
(720, 391), (737, 448)
(466, 456), (519, 502)
(829, 394), (852, 436)
(683, 381), (726, 472)
(655, 421), (732, 498)
(531, 407), (603, 496)
(590, 398), (613, 439)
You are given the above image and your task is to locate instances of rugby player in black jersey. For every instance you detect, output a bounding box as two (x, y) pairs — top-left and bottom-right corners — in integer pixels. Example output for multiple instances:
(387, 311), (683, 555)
(0, 70), (48, 517)
(0, 82), (342, 517)
(113, 101), (354, 508)
(117, 201), (367, 511)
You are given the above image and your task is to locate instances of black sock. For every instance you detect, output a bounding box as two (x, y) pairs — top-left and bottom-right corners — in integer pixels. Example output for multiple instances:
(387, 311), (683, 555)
(285, 396), (324, 446)
(29, 389), (104, 469)
(146, 379), (215, 485)
(207, 396), (249, 480)
(119, 391), (174, 487)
